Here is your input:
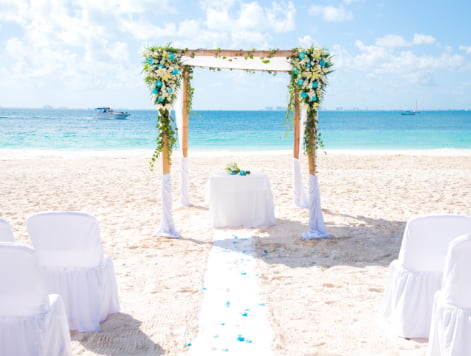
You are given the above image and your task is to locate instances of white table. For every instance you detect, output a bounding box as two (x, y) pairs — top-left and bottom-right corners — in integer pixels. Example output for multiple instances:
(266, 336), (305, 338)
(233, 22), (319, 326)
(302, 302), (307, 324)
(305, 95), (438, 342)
(208, 173), (276, 228)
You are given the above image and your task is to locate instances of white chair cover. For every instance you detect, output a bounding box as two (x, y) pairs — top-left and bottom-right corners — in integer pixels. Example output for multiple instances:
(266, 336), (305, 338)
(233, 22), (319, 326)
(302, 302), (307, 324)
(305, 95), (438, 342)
(428, 234), (471, 356)
(384, 215), (471, 338)
(154, 173), (181, 237)
(0, 218), (14, 242)
(302, 175), (329, 239)
(0, 242), (71, 356)
(26, 212), (120, 332)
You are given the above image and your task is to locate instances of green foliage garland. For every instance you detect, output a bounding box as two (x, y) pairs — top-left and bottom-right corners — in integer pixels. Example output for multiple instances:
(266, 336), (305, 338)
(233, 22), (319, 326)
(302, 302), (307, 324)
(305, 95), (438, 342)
(142, 44), (194, 170)
(142, 45), (333, 172)
(288, 47), (333, 165)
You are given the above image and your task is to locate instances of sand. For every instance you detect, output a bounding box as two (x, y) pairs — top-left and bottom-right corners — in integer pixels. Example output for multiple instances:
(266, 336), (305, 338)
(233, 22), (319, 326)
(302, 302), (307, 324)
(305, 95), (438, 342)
(1, 149), (470, 356)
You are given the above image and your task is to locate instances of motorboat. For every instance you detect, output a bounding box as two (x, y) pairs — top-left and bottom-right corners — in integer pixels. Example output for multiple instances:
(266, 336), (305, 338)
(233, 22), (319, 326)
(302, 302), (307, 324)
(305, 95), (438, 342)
(93, 107), (130, 120)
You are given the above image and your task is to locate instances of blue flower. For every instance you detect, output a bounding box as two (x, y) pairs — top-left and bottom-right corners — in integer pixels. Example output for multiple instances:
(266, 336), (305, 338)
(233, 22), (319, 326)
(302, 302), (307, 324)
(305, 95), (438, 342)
(169, 53), (175, 60)
(147, 58), (153, 65)
(155, 80), (162, 87)
(240, 170), (246, 176)
(312, 81), (318, 89)
(151, 88), (158, 94)
(158, 64), (164, 68)
(320, 59), (326, 67)
(166, 87), (173, 93)
(297, 78), (304, 86)
(157, 97), (164, 102)
(293, 68), (299, 75)
(300, 92), (308, 98)
(311, 95), (317, 102)
(172, 68), (179, 75)
(306, 63), (311, 68)
(299, 51), (306, 59)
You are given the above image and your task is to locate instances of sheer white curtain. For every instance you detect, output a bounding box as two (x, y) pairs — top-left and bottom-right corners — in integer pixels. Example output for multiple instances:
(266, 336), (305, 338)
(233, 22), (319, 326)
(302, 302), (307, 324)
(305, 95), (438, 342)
(174, 90), (192, 207)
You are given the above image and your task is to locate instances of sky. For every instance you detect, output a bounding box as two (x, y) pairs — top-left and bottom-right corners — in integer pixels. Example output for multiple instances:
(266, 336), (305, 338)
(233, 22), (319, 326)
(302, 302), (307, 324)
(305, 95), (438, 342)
(0, 0), (470, 111)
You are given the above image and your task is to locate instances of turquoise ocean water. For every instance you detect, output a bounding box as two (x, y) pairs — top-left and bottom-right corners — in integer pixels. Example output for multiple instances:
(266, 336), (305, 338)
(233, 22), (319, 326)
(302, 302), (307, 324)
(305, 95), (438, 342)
(0, 108), (470, 151)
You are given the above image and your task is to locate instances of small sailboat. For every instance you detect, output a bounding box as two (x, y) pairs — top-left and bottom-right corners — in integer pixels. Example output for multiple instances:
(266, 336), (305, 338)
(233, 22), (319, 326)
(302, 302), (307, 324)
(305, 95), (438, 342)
(401, 100), (419, 115)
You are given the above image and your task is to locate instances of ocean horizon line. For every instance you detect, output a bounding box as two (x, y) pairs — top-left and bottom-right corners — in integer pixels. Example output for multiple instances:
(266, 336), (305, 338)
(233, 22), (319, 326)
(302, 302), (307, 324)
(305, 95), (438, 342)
(1, 107), (471, 112)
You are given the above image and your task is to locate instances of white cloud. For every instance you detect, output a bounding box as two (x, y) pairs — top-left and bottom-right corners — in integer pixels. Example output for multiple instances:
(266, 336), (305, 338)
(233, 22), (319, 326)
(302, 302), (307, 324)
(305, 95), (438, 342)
(205, 1), (295, 33)
(412, 33), (436, 45)
(333, 40), (467, 86)
(298, 35), (319, 48)
(375, 33), (436, 48)
(309, 5), (353, 22)
(459, 46), (471, 55)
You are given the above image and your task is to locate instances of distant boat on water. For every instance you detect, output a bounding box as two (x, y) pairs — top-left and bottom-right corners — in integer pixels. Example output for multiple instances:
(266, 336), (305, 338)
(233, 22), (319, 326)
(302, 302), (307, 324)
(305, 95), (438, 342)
(401, 100), (419, 116)
(93, 107), (130, 120)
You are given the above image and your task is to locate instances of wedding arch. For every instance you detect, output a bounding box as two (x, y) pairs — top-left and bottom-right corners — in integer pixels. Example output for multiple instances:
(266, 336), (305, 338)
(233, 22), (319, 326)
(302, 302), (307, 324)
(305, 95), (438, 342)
(142, 46), (333, 239)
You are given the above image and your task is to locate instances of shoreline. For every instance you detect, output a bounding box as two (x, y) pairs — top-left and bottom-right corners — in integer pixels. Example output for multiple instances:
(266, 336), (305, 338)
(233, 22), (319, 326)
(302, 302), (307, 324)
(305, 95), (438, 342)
(1, 148), (470, 160)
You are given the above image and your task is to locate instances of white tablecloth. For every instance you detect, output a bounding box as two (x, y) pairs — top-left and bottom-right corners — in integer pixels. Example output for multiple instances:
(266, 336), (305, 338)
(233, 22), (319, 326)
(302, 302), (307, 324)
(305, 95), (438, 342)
(208, 173), (276, 228)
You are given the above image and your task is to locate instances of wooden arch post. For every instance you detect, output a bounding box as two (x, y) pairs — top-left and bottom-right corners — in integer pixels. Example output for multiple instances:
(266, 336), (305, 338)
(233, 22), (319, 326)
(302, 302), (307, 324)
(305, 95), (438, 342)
(307, 113), (316, 175)
(182, 68), (189, 159)
(162, 131), (170, 175)
(293, 88), (300, 159)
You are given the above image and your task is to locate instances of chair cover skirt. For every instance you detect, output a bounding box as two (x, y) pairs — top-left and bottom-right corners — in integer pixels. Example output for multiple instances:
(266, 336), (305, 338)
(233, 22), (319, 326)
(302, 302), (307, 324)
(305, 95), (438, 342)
(0, 295), (71, 356)
(428, 292), (471, 356)
(41, 255), (119, 332)
(384, 259), (442, 338)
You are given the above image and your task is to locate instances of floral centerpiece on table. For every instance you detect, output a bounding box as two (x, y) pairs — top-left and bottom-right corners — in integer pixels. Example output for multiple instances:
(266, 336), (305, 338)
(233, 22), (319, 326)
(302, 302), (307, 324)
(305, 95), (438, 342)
(225, 162), (251, 176)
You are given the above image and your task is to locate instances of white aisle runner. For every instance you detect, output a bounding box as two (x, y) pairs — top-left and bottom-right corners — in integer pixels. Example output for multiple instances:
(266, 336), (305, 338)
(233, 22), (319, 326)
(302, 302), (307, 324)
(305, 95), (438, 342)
(190, 230), (273, 355)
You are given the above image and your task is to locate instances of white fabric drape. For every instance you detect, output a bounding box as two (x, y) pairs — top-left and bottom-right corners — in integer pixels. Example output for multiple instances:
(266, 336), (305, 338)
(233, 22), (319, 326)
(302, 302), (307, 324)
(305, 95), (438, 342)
(154, 173), (181, 238)
(293, 158), (309, 208)
(208, 173), (276, 228)
(180, 157), (191, 206)
(293, 107), (309, 209)
(302, 175), (329, 239)
(182, 56), (291, 72)
(174, 89), (192, 207)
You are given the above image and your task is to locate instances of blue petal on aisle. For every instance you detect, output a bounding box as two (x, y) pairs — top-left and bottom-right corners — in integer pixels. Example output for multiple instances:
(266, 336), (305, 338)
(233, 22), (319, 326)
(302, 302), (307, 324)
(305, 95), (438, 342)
(189, 230), (273, 355)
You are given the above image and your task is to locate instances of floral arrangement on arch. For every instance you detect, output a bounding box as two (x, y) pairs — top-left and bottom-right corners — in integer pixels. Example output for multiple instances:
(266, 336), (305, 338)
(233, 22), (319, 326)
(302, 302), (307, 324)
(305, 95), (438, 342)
(143, 45), (186, 170)
(289, 46), (333, 160)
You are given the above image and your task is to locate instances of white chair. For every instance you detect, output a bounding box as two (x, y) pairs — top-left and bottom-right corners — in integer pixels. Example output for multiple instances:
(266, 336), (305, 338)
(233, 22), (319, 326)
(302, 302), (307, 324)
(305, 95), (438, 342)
(384, 214), (471, 338)
(27, 211), (120, 332)
(0, 242), (71, 356)
(0, 218), (15, 241)
(428, 234), (471, 356)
